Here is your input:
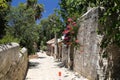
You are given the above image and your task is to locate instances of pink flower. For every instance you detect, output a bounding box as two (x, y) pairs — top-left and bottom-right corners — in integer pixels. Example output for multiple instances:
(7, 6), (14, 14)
(67, 18), (73, 22)
(67, 25), (71, 28)
(75, 39), (79, 43)
(72, 22), (77, 26)
(67, 25), (72, 30)
(63, 30), (70, 34)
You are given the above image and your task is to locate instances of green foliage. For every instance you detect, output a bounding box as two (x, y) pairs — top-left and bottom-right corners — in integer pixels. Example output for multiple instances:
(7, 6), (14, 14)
(27, 0), (44, 19)
(37, 12), (64, 51)
(20, 25), (38, 54)
(0, 33), (19, 44)
(40, 41), (47, 51)
(0, 0), (11, 38)
(59, 0), (96, 21)
(5, 0), (44, 54)
(98, 0), (120, 48)
(0, 0), (11, 11)
(6, 6), (35, 38)
(59, 0), (120, 49)
(38, 13), (64, 49)
(48, 13), (63, 33)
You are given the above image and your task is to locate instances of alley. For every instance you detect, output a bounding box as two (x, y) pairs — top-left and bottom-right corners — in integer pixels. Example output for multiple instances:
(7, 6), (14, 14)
(25, 52), (88, 80)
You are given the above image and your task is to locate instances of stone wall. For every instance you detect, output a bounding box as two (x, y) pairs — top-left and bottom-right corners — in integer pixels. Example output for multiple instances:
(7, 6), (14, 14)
(59, 7), (120, 80)
(0, 42), (28, 80)
(98, 44), (120, 80)
(61, 44), (68, 67)
(107, 45), (120, 79)
(73, 7), (120, 80)
(74, 7), (100, 80)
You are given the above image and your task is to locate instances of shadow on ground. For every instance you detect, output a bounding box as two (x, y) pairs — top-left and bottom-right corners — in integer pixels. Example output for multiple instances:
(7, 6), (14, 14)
(38, 56), (46, 59)
(28, 62), (40, 69)
(55, 61), (65, 68)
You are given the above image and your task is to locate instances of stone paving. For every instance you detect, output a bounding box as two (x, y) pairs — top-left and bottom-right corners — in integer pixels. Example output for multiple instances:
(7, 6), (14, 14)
(26, 52), (88, 80)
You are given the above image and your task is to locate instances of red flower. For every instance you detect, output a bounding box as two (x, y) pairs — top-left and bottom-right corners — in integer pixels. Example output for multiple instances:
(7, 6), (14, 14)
(67, 25), (71, 28)
(75, 39), (79, 43)
(67, 25), (72, 30)
(67, 18), (73, 22)
(63, 30), (70, 34)
(72, 22), (77, 26)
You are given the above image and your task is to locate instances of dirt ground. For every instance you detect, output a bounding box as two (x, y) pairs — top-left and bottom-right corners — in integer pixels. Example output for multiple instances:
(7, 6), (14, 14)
(26, 52), (88, 80)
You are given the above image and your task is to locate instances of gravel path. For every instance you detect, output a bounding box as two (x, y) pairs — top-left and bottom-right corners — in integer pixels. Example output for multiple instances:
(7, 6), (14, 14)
(26, 52), (88, 80)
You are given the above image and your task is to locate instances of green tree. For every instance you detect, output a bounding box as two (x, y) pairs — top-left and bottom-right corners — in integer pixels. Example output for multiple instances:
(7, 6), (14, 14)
(59, 0), (92, 21)
(0, 0), (11, 38)
(26, 0), (44, 20)
(38, 13), (63, 52)
(6, 1), (44, 54)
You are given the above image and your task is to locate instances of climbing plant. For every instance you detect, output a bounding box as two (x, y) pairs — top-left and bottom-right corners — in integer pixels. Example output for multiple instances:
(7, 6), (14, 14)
(62, 18), (79, 47)
(97, 0), (120, 48)
(59, 0), (120, 49)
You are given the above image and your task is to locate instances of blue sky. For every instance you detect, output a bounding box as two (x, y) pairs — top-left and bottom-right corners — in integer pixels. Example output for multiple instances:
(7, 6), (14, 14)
(11, 0), (60, 19)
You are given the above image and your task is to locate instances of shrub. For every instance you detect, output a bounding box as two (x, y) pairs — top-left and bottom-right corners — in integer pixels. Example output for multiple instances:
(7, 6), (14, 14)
(0, 34), (19, 44)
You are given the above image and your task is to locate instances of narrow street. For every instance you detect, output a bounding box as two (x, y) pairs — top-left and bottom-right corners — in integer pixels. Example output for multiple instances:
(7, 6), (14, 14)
(25, 52), (88, 80)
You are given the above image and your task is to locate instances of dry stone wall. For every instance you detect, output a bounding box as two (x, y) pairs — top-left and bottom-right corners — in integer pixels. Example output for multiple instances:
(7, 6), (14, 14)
(61, 44), (68, 68)
(74, 7), (120, 80)
(0, 42), (28, 80)
(99, 44), (120, 80)
(74, 7), (101, 80)
(108, 45), (120, 79)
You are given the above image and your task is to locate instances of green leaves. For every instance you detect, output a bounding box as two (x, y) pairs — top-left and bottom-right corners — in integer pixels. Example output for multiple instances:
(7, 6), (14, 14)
(0, 0), (11, 38)
(27, 0), (44, 20)
(0, 0), (8, 11)
(38, 13), (64, 49)
(4, 0), (44, 54)
(0, 33), (19, 44)
(99, 0), (120, 47)
(59, 0), (92, 22)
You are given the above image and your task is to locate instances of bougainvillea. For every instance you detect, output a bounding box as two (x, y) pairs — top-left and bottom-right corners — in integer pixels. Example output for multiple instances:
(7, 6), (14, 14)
(63, 18), (79, 46)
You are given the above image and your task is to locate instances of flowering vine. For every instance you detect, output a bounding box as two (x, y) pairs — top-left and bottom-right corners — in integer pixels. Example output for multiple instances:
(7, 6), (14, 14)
(62, 18), (79, 47)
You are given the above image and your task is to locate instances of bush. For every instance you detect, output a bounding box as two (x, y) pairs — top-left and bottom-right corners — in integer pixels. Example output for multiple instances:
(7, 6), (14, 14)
(0, 34), (19, 44)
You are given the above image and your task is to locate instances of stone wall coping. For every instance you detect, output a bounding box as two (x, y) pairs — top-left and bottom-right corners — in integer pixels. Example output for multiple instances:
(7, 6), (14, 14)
(20, 47), (27, 54)
(0, 42), (19, 52)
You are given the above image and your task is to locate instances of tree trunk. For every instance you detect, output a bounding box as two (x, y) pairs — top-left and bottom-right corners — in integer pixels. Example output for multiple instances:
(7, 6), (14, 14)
(67, 45), (71, 69)
(54, 32), (58, 59)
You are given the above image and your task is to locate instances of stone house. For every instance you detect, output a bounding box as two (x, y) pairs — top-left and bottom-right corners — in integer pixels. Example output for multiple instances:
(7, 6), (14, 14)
(46, 38), (55, 56)
(46, 38), (62, 60)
